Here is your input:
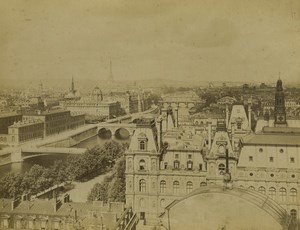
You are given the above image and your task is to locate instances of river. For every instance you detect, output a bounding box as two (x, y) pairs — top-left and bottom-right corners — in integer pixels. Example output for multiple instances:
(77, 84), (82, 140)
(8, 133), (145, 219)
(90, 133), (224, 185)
(0, 135), (130, 178)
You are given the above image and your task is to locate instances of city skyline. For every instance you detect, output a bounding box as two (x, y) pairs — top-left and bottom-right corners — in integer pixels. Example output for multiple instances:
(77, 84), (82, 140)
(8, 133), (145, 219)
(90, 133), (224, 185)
(1, 0), (300, 86)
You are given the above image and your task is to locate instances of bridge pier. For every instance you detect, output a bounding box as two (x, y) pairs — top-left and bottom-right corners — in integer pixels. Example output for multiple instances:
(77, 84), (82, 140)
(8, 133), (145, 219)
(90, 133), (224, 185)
(11, 148), (23, 163)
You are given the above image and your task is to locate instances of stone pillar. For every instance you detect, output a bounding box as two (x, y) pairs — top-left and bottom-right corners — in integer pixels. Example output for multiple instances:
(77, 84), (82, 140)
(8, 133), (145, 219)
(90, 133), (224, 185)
(11, 148), (23, 163)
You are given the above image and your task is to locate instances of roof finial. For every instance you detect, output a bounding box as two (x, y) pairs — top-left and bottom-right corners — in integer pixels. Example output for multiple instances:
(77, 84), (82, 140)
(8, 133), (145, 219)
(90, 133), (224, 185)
(278, 71), (281, 80)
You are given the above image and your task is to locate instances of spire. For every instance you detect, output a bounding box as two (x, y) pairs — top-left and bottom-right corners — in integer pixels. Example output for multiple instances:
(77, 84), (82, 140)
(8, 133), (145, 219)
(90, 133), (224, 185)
(71, 77), (75, 92)
(109, 60), (114, 82)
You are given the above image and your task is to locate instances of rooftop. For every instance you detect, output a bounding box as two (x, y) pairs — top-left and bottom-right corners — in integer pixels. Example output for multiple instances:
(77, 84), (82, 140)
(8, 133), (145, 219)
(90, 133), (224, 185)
(242, 132), (300, 146)
(0, 112), (21, 119)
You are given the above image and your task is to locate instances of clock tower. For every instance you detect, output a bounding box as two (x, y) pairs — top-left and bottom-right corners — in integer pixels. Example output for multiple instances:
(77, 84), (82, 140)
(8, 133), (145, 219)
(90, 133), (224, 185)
(274, 79), (287, 127)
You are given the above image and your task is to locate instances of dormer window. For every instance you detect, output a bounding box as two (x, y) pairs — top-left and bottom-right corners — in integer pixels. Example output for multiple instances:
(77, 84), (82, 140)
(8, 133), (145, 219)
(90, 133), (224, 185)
(187, 160), (193, 170)
(174, 160), (180, 169)
(138, 132), (148, 150)
(140, 141), (146, 150)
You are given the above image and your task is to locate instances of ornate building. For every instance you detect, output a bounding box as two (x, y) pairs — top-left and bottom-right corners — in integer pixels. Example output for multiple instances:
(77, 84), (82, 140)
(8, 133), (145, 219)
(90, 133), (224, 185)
(125, 79), (299, 229)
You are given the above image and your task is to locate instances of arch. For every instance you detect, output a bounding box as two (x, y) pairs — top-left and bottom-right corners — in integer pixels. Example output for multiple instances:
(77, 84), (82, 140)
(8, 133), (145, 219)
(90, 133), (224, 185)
(160, 180), (166, 193)
(139, 179), (146, 192)
(258, 186), (266, 195)
(218, 163), (225, 174)
(290, 209), (297, 219)
(186, 181), (193, 194)
(200, 182), (207, 187)
(290, 188), (297, 202)
(160, 185), (290, 230)
(114, 128), (130, 140)
(98, 128), (112, 139)
(269, 187), (276, 200)
(279, 187), (286, 202)
(248, 186), (255, 191)
(173, 181), (180, 194)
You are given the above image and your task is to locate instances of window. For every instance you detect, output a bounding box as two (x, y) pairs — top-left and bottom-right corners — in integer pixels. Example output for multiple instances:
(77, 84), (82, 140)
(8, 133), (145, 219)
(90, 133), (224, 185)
(200, 182), (207, 187)
(269, 157), (274, 162)
(160, 180), (166, 193)
(269, 187), (276, 200)
(249, 156), (253, 162)
(139, 179), (146, 192)
(259, 148), (263, 152)
(173, 181), (179, 194)
(248, 186), (255, 191)
(279, 187), (287, 202)
(188, 154), (192, 159)
(139, 159), (146, 170)
(164, 162), (168, 169)
(290, 157), (295, 163)
(174, 160), (180, 169)
(139, 141), (146, 150)
(290, 188), (297, 203)
(187, 161), (193, 170)
(140, 212), (145, 220)
(237, 122), (242, 129)
(258, 186), (266, 195)
(218, 163), (226, 174)
(175, 154), (179, 159)
(186, 181), (193, 193)
(199, 163), (203, 171)
(291, 209), (297, 219)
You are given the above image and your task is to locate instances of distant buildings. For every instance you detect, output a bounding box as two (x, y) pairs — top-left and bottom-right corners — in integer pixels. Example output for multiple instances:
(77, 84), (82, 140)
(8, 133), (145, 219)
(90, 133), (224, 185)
(0, 197), (137, 230)
(0, 109), (85, 146)
(125, 79), (299, 228)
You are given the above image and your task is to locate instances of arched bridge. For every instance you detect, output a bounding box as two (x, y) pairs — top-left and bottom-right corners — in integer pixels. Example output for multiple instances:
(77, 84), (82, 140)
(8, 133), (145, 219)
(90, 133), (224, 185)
(96, 123), (137, 139)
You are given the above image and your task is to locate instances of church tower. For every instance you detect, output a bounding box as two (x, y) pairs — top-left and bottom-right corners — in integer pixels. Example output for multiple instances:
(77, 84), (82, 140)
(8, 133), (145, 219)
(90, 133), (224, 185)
(274, 79), (287, 127)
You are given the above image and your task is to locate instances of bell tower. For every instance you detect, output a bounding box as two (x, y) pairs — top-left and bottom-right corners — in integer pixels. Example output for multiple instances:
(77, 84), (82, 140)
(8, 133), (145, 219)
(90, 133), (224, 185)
(274, 79), (287, 127)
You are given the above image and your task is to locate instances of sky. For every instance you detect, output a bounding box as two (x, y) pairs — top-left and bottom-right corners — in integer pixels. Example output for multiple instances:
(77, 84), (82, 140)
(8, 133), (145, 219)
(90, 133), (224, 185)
(0, 0), (300, 86)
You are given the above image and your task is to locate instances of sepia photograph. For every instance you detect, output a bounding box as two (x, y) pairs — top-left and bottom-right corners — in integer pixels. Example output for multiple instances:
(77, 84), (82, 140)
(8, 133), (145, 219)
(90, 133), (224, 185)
(0, 0), (299, 229)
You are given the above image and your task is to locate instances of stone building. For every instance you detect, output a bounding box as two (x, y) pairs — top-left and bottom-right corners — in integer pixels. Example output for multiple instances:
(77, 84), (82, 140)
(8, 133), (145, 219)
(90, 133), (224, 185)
(125, 80), (299, 229)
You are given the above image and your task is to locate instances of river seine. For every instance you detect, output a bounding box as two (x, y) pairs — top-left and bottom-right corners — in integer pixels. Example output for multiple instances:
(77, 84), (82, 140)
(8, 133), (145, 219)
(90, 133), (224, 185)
(0, 135), (130, 178)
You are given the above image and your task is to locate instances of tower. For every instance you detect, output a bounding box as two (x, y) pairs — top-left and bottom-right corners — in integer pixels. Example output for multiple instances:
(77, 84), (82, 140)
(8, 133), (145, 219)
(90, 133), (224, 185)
(274, 79), (287, 127)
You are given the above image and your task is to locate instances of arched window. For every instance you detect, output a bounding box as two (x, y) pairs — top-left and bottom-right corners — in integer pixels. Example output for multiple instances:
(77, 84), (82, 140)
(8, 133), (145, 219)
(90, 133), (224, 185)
(200, 182), (207, 187)
(258, 186), (266, 195)
(160, 180), (166, 193)
(279, 187), (287, 202)
(186, 181), (193, 193)
(160, 199), (165, 208)
(290, 188), (297, 203)
(173, 181), (179, 194)
(140, 140), (146, 150)
(139, 179), (146, 192)
(139, 159), (146, 170)
(218, 163), (226, 174)
(269, 187), (276, 200)
(248, 186), (255, 191)
(290, 209), (297, 219)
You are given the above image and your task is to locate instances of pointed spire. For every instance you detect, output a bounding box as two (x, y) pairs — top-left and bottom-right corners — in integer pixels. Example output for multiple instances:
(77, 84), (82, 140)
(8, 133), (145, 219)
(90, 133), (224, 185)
(71, 76), (75, 92)
(109, 60), (113, 82)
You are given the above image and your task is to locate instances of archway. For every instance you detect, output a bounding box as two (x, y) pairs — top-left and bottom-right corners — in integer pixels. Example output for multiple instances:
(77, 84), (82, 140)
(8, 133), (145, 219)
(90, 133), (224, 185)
(160, 185), (291, 230)
(114, 128), (130, 140)
(98, 128), (112, 139)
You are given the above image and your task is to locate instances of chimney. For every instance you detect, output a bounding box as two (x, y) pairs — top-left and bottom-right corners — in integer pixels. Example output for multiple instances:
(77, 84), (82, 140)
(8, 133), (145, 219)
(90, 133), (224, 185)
(53, 199), (62, 212)
(248, 99), (252, 131)
(225, 104), (229, 129)
(231, 122), (235, 148)
(208, 122), (212, 151)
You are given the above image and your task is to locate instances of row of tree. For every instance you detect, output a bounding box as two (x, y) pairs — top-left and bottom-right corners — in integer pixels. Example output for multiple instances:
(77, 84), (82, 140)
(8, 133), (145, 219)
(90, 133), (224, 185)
(88, 157), (126, 202)
(0, 141), (128, 199)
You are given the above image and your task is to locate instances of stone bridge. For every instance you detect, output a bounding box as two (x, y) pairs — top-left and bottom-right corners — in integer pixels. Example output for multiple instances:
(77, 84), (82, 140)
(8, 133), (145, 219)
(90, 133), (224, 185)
(10, 147), (87, 163)
(96, 123), (137, 138)
(159, 98), (205, 109)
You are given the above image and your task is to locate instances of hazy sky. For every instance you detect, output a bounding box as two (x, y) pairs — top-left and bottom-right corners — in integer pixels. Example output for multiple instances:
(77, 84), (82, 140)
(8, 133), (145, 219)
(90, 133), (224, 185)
(0, 0), (300, 86)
